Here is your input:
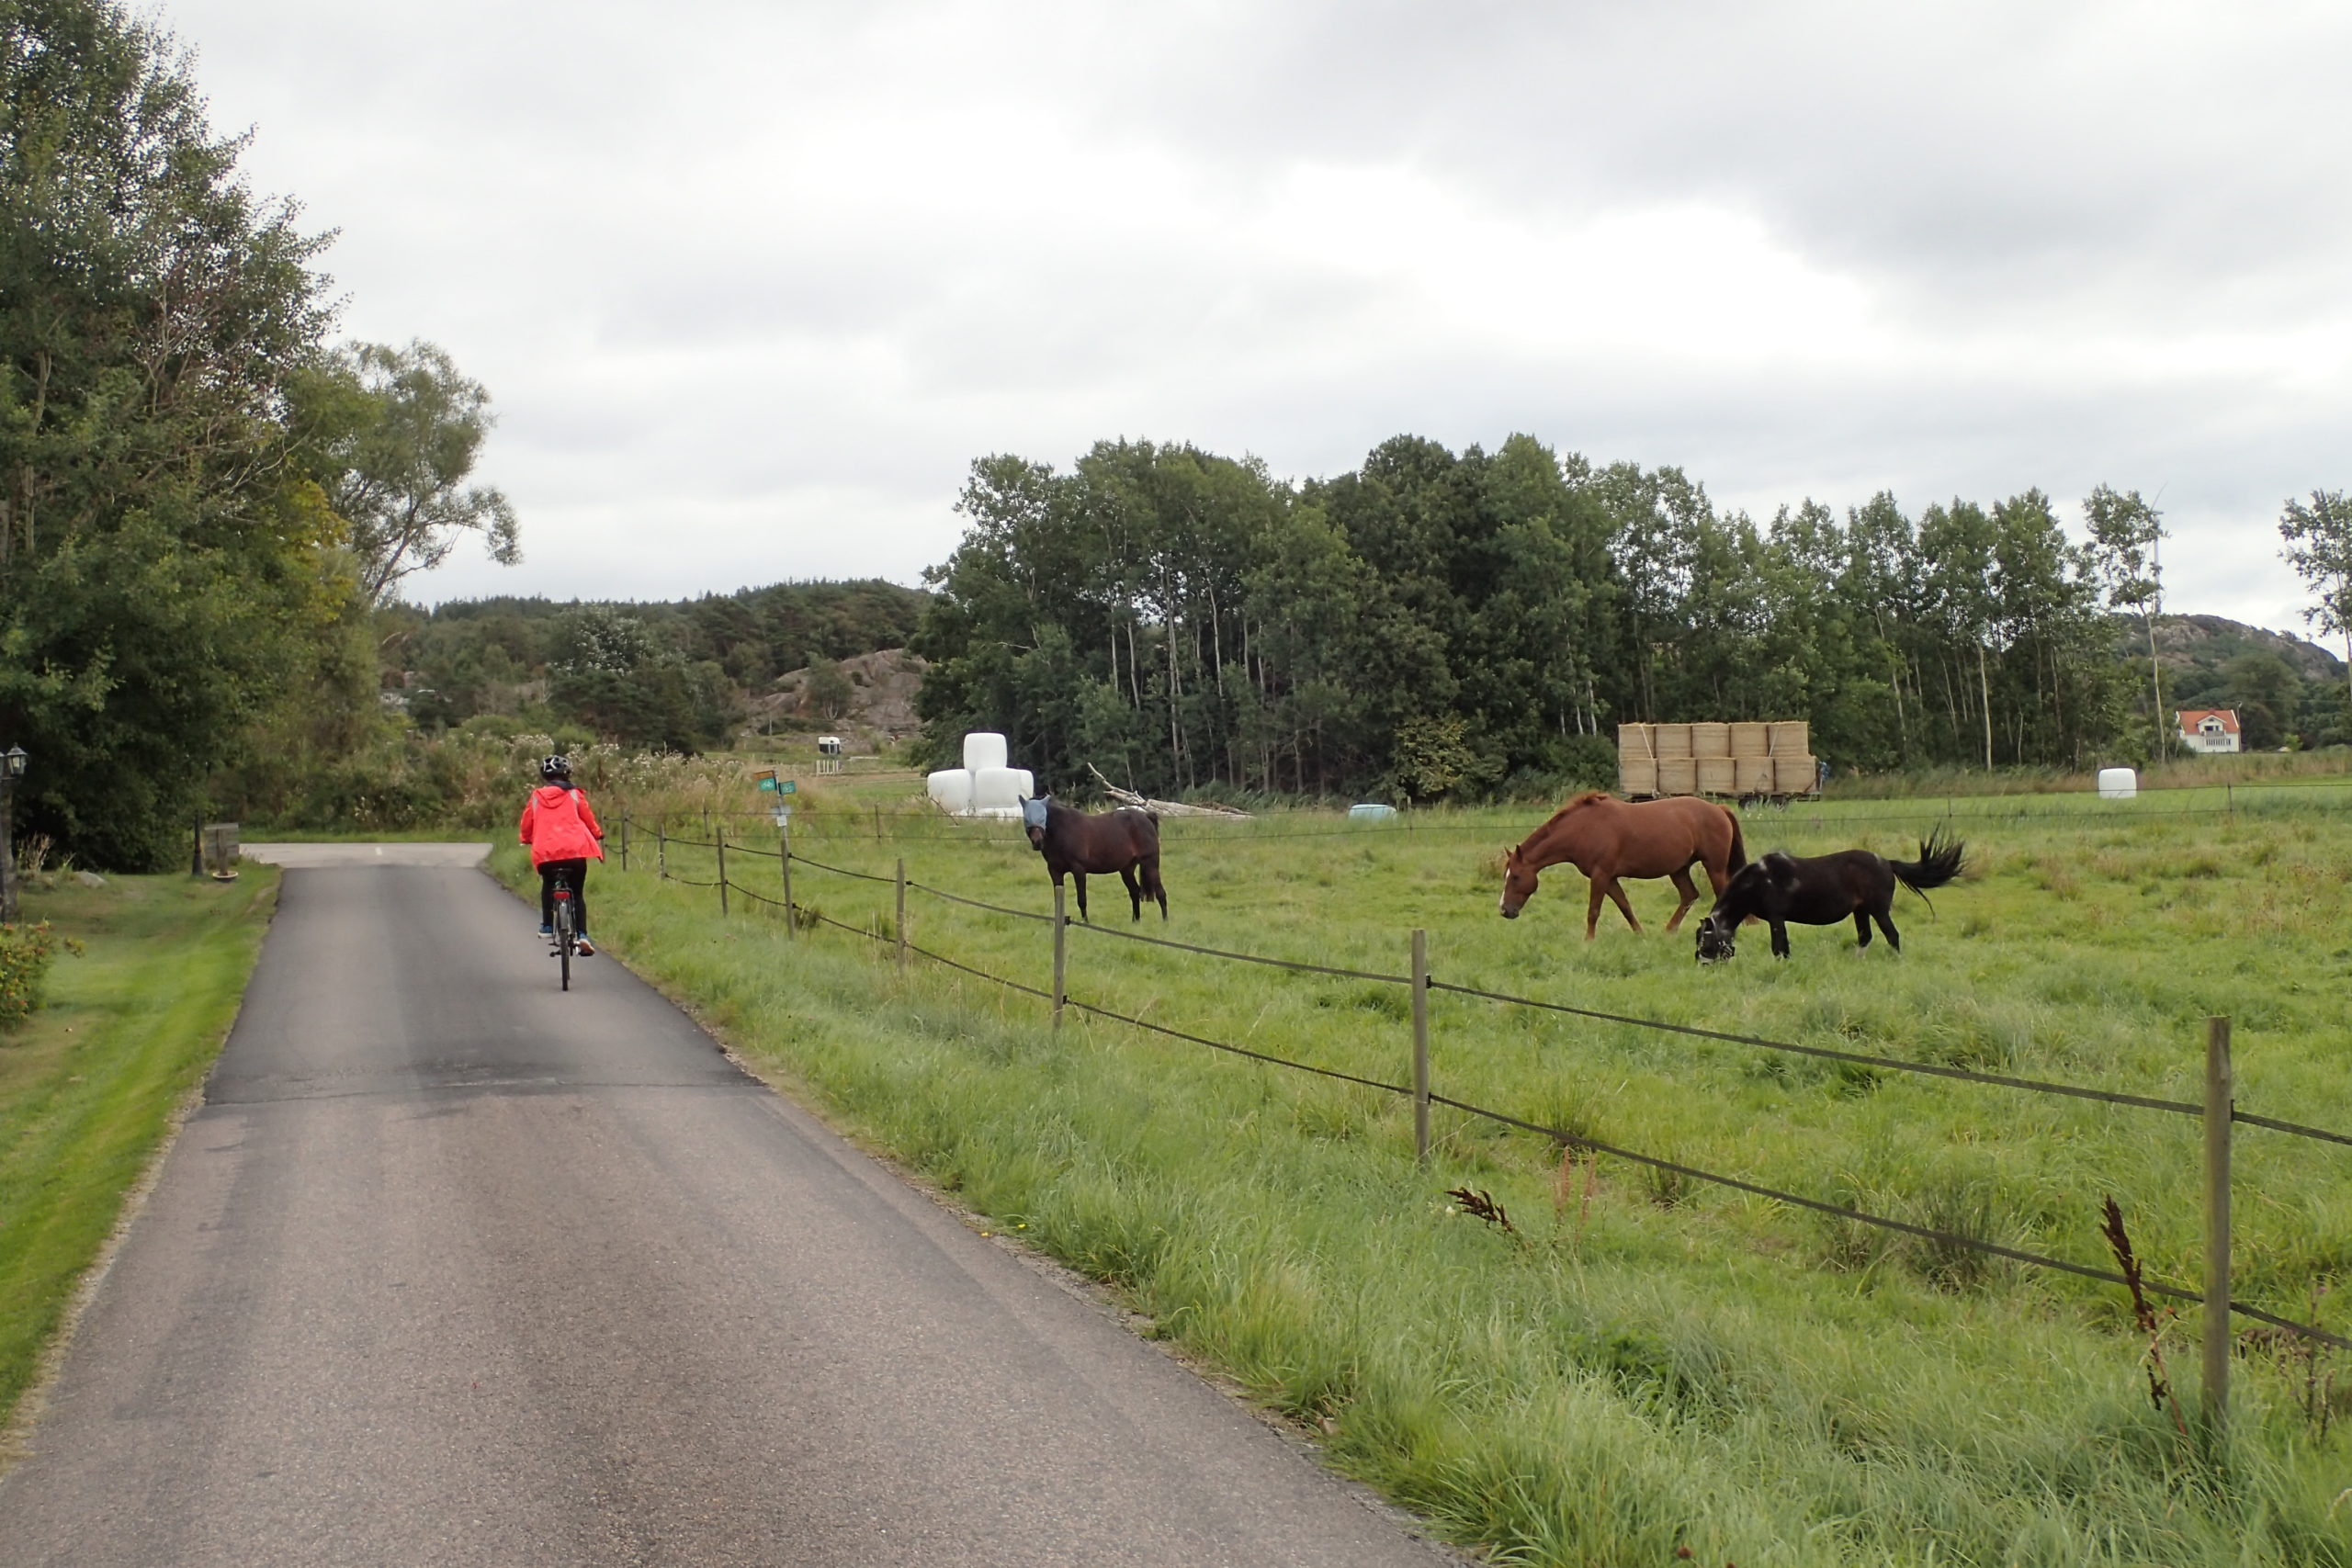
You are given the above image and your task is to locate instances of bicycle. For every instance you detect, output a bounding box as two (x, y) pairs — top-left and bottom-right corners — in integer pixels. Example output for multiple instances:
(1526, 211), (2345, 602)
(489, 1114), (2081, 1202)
(550, 869), (577, 990)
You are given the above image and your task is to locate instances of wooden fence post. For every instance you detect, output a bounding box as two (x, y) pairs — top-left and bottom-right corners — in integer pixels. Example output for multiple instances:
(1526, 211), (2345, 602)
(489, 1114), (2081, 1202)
(895, 857), (908, 969)
(1411, 928), (1430, 1166)
(779, 824), (795, 942)
(2203, 1015), (2233, 1439)
(717, 825), (729, 917)
(619, 814), (628, 872)
(1052, 885), (1067, 1030)
(657, 822), (667, 880)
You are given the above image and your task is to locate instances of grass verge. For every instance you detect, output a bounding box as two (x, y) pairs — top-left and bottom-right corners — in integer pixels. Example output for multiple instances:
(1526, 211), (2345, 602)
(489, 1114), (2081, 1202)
(494, 828), (2351, 1567)
(0, 869), (279, 1442)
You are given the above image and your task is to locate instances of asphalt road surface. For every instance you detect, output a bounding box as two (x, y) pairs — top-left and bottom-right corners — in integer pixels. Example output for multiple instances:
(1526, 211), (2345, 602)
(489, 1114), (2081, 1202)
(0, 847), (1451, 1567)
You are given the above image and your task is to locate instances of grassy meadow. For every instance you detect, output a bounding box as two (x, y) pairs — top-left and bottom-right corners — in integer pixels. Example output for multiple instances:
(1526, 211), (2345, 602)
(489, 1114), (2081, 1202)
(0, 869), (280, 1444)
(501, 779), (2352, 1564)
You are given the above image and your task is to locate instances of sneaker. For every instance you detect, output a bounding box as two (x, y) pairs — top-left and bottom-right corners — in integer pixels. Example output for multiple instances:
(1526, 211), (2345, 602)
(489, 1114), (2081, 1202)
(575, 940), (596, 957)
(537, 923), (554, 936)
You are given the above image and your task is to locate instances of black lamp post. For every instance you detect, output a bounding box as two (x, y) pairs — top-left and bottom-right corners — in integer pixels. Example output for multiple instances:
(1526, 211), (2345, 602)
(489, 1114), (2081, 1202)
(0, 745), (26, 924)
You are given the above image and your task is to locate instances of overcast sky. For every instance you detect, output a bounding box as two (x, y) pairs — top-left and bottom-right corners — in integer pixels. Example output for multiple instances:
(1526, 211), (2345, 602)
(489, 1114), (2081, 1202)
(165, 0), (2349, 635)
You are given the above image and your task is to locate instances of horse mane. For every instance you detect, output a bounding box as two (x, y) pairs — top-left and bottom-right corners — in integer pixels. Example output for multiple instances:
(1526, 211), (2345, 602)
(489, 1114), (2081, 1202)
(1533, 790), (1615, 830)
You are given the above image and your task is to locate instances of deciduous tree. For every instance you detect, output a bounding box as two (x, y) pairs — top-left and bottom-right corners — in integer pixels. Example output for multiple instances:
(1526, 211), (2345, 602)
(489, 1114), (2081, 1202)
(2084, 485), (2169, 761)
(2278, 489), (2352, 720)
(292, 339), (519, 606)
(0, 0), (349, 867)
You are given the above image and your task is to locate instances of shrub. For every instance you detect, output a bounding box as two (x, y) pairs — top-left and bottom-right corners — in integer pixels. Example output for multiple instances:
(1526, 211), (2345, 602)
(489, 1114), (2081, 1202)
(0, 922), (62, 1030)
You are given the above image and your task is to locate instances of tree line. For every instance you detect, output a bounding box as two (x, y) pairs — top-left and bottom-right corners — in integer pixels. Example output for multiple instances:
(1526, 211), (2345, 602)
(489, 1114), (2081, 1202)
(913, 437), (2352, 801)
(0, 0), (518, 866)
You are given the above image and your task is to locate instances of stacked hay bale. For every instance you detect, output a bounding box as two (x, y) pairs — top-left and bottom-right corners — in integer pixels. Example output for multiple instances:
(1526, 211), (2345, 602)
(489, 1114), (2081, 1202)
(1617, 724), (1657, 796)
(1690, 722), (1735, 795)
(1769, 720), (1815, 795)
(1731, 722), (1772, 795)
(1653, 723), (1697, 795)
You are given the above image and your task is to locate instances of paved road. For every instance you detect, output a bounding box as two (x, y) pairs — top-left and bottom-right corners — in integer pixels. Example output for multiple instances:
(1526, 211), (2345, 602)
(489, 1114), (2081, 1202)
(0, 848), (1449, 1567)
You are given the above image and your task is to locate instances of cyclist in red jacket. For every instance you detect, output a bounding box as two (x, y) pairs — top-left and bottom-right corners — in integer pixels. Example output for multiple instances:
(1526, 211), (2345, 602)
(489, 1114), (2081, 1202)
(519, 755), (605, 955)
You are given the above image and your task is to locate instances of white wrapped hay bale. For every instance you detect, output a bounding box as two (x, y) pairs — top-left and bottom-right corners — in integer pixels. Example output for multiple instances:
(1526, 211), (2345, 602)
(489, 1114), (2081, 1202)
(963, 731), (1009, 773)
(969, 765), (1035, 817)
(927, 768), (974, 814)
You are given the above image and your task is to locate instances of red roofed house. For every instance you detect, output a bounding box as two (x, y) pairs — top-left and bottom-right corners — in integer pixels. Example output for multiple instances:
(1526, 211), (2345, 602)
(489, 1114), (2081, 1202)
(2176, 708), (2241, 754)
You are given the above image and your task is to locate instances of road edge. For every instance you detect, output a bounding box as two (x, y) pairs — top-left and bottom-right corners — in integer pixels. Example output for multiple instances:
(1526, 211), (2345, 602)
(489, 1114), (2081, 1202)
(0, 874), (286, 1476)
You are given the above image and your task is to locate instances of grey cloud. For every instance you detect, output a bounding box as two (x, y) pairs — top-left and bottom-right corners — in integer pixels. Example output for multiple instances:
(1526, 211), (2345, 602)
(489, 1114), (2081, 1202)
(155, 0), (2351, 628)
(1077, 2), (2352, 319)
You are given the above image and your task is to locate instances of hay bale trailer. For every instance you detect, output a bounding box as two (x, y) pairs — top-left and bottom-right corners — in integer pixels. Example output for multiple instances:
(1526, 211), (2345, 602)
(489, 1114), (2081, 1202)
(1618, 720), (1818, 800)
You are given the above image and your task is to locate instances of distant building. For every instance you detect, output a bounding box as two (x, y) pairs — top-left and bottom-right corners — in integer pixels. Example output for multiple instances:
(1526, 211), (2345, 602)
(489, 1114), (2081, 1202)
(2175, 708), (2241, 754)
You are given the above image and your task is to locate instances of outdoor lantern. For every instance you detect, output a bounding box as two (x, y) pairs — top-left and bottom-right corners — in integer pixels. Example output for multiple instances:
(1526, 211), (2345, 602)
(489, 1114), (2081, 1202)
(1, 746), (22, 778)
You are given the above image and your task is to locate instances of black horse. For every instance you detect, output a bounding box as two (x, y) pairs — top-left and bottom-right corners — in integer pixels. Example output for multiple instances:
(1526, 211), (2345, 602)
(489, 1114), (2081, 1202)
(1694, 829), (1964, 962)
(1019, 795), (1168, 922)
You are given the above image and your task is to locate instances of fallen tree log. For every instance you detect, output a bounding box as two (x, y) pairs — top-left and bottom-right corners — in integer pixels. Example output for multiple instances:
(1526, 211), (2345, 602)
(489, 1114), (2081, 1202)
(1086, 763), (1252, 818)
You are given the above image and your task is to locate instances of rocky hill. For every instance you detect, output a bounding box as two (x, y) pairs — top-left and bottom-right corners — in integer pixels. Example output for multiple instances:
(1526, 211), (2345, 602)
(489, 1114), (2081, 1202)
(2146, 615), (2345, 684)
(746, 648), (928, 753)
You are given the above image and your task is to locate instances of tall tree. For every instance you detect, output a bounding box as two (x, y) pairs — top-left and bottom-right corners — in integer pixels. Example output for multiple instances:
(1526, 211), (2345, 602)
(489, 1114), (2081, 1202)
(1917, 501), (2000, 767)
(291, 339), (519, 605)
(2278, 489), (2352, 722)
(2083, 485), (2169, 761)
(0, 0), (349, 867)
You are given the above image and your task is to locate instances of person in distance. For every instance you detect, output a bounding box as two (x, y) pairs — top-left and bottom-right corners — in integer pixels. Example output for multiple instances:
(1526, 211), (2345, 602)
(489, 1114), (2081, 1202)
(519, 754), (605, 956)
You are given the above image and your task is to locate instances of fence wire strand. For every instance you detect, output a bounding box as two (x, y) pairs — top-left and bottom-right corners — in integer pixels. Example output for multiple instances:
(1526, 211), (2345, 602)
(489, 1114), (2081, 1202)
(786, 851), (899, 886)
(1071, 919), (1413, 984)
(1422, 1090), (2182, 1298)
(2232, 1109), (2352, 1149)
(1428, 979), (2205, 1117)
(1433, 1082), (2346, 1348)
(1061, 996), (1411, 1094)
(905, 940), (1057, 1000)
(906, 881), (1056, 922)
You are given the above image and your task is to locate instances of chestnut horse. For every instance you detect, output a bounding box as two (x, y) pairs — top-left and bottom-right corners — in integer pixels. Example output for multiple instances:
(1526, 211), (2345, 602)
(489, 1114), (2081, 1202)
(1498, 791), (1747, 939)
(1020, 795), (1168, 922)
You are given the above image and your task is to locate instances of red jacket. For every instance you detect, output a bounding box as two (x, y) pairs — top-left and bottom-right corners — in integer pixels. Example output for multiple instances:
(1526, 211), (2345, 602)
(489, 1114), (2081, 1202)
(519, 784), (605, 866)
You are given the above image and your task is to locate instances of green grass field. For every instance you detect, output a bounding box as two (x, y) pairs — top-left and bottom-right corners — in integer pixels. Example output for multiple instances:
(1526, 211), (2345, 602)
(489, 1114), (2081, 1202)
(0, 870), (279, 1443)
(503, 784), (2352, 1565)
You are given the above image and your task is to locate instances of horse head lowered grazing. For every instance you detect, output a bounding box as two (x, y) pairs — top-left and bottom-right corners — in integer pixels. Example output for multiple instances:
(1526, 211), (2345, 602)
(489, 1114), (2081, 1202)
(1499, 791), (1748, 940)
(1020, 795), (1168, 922)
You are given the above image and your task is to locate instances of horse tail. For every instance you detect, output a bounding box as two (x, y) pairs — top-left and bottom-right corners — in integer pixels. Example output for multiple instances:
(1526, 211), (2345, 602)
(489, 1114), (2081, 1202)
(1891, 827), (1966, 904)
(1721, 804), (1748, 874)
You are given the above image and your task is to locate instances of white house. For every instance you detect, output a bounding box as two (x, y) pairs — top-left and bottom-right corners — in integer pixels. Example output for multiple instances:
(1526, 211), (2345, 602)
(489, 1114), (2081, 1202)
(2175, 708), (2241, 754)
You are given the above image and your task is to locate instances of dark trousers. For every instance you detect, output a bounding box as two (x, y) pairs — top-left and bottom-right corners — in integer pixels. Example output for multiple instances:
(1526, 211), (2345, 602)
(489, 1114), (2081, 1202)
(538, 859), (591, 936)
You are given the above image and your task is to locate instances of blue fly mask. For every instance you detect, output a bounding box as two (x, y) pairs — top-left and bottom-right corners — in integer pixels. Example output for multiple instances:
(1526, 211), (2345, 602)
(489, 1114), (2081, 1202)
(1019, 795), (1050, 831)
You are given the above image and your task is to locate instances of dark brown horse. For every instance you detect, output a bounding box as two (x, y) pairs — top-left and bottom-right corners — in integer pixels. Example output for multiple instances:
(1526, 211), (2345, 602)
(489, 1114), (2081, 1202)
(1020, 795), (1167, 921)
(1694, 830), (1965, 961)
(1498, 791), (1747, 939)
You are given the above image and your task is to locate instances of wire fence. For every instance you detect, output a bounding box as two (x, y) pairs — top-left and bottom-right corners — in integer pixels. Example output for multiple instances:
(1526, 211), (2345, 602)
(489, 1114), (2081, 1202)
(627, 816), (2352, 1367)
(624, 777), (2352, 846)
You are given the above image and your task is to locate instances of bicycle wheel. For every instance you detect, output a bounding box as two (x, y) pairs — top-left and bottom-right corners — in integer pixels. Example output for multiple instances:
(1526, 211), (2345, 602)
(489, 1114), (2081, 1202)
(556, 890), (574, 992)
